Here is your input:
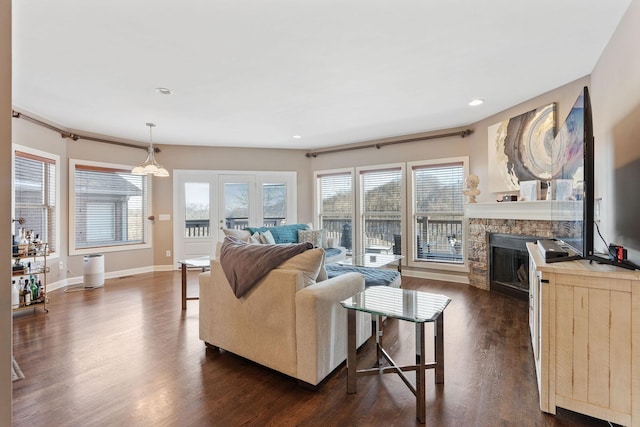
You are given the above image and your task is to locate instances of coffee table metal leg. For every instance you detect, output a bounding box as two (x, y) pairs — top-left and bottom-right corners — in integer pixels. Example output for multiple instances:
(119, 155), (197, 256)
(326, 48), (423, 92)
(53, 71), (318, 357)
(347, 309), (357, 394)
(416, 322), (426, 423)
(435, 312), (445, 384)
(375, 314), (383, 367)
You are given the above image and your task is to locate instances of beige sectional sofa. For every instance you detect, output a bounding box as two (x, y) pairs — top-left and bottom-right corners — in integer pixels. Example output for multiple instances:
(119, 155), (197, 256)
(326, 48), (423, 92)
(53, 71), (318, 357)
(199, 247), (371, 387)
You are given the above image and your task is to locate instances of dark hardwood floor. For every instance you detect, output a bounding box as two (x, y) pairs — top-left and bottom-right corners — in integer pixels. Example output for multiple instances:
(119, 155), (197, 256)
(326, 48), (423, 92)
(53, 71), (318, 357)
(12, 271), (614, 426)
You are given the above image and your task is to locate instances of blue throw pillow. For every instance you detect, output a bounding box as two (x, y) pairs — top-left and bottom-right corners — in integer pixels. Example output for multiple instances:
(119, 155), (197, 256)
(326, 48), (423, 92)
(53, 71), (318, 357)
(245, 223), (308, 244)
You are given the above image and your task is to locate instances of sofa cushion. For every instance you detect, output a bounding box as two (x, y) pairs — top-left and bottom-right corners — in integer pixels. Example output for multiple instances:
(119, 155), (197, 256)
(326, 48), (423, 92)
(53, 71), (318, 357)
(222, 228), (251, 242)
(277, 247), (325, 287)
(261, 229), (276, 245)
(245, 224), (308, 244)
(298, 229), (323, 248)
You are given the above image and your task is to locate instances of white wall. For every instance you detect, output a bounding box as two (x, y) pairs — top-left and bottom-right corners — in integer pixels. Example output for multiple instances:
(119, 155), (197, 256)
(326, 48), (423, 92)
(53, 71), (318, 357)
(591, 0), (640, 260)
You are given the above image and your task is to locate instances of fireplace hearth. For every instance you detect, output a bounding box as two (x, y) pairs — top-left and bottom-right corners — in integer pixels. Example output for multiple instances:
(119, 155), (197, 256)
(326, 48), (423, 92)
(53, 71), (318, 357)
(489, 233), (539, 300)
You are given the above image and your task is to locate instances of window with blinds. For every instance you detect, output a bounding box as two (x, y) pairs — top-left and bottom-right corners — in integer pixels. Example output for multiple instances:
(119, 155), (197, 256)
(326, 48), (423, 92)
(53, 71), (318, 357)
(72, 162), (148, 251)
(14, 150), (57, 253)
(360, 168), (402, 254)
(317, 172), (353, 251)
(412, 162), (464, 263)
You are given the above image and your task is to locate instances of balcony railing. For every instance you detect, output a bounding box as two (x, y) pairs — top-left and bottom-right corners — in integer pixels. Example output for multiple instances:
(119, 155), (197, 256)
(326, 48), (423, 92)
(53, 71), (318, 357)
(185, 219), (210, 237)
(186, 216), (463, 263)
(185, 217), (286, 237)
(321, 217), (463, 263)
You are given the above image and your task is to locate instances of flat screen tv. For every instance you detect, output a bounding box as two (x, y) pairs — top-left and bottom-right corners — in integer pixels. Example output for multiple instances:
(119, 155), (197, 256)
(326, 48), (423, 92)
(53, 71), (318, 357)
(550, 86), (638, 269)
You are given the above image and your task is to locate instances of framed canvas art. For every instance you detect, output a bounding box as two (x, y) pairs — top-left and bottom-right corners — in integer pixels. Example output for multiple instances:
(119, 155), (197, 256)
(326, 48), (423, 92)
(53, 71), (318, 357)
(488, 103), (556, 193)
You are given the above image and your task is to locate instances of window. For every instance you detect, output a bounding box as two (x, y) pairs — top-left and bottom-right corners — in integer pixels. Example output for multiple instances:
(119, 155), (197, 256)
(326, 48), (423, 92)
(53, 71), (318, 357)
(262, 182), (287, 226)
(359, 167), (403, 255)
(316, 171), (353, 251)
(70, 160), (150, 254)
(315, 157), (467, 271)
(13, 148), (58, 253)
(410, 158), (467, 264)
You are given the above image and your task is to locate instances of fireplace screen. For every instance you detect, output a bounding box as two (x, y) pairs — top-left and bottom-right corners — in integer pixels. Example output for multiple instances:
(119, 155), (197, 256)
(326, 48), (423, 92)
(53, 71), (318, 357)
(489, 233), (538, 299)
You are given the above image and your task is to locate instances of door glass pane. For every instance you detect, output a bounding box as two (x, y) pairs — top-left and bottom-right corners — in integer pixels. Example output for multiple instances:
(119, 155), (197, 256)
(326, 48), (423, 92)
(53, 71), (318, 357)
(224, 183), (249, 230)
(361, 168), (402, 255)
(318, 173), (352, 252)
(262, 183), (286, 227)
(413, 164), (464, 263)
(185, 182), (210, 237)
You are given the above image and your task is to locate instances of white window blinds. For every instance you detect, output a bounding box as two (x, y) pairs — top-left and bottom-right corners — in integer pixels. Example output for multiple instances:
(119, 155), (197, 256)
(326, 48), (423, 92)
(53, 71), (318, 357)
(14, 151), (57, 252)
(361, 168), (402, 215)
(318, 173), (353, 218)
(73, 164), (147, 249)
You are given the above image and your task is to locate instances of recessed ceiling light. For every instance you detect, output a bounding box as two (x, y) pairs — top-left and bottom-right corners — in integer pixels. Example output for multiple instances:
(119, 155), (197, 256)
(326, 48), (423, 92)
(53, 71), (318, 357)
(468, 99), (484, 106)
(155, 87), (172, 95)
(292, 135), (302, 139)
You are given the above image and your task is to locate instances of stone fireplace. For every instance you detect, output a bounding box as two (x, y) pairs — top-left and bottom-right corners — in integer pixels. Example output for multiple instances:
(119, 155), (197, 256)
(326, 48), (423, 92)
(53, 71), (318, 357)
(465, 202), (576, 295)
(467, 217), (554, 292)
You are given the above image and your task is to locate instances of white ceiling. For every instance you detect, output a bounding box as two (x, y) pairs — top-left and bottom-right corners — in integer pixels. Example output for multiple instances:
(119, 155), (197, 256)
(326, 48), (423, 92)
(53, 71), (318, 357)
(12, 1), (631, 150)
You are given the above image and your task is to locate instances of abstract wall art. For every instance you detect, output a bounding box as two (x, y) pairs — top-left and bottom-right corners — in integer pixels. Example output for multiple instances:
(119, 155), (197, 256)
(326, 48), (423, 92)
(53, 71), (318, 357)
(488, 103), (556, 193)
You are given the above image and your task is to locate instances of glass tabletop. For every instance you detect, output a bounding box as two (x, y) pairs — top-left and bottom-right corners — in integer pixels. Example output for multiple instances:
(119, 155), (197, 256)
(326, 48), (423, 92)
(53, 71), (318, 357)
(337, 253), (404, 269)
(177, 257), (211, 268)
(341, 286), (451, 323)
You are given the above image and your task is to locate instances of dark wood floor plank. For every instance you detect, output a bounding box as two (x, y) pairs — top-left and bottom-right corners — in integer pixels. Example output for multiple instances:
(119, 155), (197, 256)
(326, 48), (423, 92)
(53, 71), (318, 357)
(12, 271), (612, 426)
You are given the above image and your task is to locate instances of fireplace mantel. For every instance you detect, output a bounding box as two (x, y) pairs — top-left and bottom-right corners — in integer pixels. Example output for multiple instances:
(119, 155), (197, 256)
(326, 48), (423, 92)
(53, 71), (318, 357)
(465, 200), (581, 221)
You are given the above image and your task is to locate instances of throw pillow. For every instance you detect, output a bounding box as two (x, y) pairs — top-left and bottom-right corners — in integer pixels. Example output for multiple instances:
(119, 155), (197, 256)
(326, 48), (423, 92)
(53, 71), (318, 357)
(261, 229), (276, 245)
(298, 229), (323, 248)
(222, 228), (251, 242)
(250, 232), (262, 244)
(276, 247), (325, 286)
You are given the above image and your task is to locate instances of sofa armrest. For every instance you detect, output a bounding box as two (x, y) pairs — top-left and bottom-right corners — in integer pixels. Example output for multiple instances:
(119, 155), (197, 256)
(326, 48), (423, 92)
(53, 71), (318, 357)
(295, 272), (371, 385)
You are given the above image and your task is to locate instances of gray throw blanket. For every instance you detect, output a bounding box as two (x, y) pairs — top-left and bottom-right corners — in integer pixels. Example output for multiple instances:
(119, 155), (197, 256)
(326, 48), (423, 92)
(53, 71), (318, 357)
(219, 236), (313, 298)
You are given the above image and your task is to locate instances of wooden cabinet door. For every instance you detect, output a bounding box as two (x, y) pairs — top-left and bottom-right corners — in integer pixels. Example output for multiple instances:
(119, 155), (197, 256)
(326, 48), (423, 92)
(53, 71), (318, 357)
(554, 278), (631, 418)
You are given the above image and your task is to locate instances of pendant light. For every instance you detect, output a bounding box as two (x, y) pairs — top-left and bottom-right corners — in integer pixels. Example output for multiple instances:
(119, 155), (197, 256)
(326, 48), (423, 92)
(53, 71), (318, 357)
(132, 123), (169, 177)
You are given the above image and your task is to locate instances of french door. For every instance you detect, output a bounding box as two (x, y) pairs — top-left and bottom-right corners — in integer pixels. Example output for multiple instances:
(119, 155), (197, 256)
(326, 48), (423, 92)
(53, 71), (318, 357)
(173, 171), (297, 264)
(173, 171), (217, 263)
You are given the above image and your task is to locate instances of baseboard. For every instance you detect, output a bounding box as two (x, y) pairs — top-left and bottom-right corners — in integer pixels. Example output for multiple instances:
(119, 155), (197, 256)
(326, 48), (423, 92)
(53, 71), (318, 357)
(401, 269), (470, 284)
(47, 265), (172, 292)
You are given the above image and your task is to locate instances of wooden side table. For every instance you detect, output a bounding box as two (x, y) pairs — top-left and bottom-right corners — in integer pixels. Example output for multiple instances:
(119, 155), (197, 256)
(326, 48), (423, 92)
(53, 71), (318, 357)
(177, 257), (210, 309)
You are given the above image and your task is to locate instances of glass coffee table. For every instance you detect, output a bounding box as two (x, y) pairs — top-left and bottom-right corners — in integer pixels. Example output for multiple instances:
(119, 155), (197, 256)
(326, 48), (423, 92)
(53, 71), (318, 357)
(341, 286), (451, 424)
(337, 253), (404, 272)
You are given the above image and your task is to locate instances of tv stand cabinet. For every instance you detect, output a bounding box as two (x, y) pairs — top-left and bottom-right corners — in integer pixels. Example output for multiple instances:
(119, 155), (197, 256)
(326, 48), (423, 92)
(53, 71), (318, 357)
(527, 242), (640, 426)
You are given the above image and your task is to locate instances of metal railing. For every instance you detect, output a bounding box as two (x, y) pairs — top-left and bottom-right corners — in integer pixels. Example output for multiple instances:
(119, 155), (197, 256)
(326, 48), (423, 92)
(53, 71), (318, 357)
(185, 217), (286, 237)
(185, 216), (464, 262)
(185, 219), (210, 237)
(321, 217), (464, 262)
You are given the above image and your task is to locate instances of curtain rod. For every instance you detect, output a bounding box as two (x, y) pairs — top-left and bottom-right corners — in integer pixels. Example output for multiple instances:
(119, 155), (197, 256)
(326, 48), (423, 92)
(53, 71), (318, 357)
(305, 128), (473, 158)
(11, 110), (153, 152)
